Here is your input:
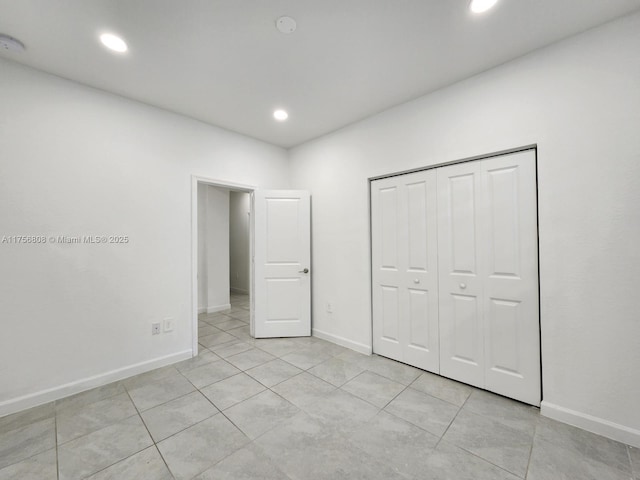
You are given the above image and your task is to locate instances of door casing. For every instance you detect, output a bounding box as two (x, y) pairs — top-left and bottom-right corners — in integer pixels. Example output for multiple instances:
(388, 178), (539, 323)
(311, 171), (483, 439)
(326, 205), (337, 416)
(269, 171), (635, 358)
(191, 176), (255, 356)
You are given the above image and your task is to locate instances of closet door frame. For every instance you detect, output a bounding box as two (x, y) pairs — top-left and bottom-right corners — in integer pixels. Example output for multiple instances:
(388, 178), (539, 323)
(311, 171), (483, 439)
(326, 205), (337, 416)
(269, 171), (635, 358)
(368, 145), (541, 404)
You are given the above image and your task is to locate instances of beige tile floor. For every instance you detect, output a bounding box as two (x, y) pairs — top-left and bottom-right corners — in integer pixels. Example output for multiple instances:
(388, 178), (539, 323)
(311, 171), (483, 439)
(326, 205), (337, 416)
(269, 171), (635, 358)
(1, 294), (638, 479)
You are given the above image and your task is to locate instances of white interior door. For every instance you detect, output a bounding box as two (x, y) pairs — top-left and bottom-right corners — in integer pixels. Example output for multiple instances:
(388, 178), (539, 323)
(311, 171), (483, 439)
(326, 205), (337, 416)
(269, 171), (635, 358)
(437, 161), (485, 388)
(372, 170), (440, 372)
(253, 190), (311, 338)
(481, 151), (540, 405)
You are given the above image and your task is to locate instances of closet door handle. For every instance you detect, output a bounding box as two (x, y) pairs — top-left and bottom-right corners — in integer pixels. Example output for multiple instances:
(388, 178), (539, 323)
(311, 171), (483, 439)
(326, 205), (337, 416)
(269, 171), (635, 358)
(459, 283), (467, 290)
(299, 268), (309, 274)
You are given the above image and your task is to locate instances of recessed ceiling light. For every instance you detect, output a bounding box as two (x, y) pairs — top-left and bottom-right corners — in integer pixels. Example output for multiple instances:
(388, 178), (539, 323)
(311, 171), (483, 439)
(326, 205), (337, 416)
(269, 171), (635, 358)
(100, 33), (128, 53)
(470, 0), (499, 14)
(273, 109), (289, 121)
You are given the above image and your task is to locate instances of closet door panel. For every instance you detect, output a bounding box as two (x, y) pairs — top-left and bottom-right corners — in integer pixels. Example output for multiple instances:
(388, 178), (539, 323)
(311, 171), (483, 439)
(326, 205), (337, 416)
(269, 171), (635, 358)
(482, 151), (540, 405)
(372, 178), (404, 361)
(437, 162), (485, 388)
(402, 172), (439, 372)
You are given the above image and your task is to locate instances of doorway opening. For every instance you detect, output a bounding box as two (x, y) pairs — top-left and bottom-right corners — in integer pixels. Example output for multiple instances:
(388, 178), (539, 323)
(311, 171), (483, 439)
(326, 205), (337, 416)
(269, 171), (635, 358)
(191, 176), (254, 355)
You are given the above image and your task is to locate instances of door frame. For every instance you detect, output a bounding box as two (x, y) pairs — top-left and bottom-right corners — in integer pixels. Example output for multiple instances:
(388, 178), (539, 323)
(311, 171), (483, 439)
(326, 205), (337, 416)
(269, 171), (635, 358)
(367, 144), (542, 399)
(191, 175), (255, 356)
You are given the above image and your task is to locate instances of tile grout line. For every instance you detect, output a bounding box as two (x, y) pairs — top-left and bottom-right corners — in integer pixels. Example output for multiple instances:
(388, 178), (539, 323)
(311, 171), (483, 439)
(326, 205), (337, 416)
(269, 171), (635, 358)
(54, 382), (126, 416)
(306, 363), (364, 388)
(0, 419), (57, 476)
(78, 387), (157, 478)
(268, 371), (336, 411)
(54, 411), (60, 480)
(378, 377), (411, 411)
(254, 369), (308, 390)
(523, 417), (541, 480)
(177, 360), (257, 448)
(123, 387), (176, 479)
(208, 380), (269, 414)
(134, 385), (220, 447)
(455, 444), (529, 479)
(154, 444), (177, 480)
(201, 350), (332, 450)
(124, 390), (171, 479)
(431, 391), (536, 479)
(627, 445), (638, 480)
(432, 390), (471, 450)
(339, 370), (406, 411)
(357, 358), (423, 386)
(164, 360), (258, 480)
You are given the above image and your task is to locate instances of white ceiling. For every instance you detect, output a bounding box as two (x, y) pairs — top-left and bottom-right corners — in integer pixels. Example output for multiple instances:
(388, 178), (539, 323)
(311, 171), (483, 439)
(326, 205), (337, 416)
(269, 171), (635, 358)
(1, 1), (639, 148)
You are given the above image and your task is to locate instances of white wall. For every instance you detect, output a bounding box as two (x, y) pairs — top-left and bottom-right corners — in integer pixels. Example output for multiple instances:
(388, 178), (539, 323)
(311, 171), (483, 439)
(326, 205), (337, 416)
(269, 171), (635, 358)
(229, 191), (251, 294)
(289, 13), (640, 446)
(0, 58), (289, 415)
(205, 186), (230, 311)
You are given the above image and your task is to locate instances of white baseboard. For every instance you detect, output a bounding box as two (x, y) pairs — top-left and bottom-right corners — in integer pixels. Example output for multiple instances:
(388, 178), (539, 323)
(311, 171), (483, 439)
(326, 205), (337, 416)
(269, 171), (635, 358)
(541, 401), (640, 448)
(230, 287), (249, 295)
(198, 307), (207, 314)
(0, 349), (193, 418)
(312, 328), (372, 355)
(207, 303), (230, 314)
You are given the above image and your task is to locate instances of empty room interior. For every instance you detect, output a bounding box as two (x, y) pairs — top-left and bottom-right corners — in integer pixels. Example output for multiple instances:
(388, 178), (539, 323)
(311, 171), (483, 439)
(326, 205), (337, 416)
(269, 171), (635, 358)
(1, 1), (639, 479)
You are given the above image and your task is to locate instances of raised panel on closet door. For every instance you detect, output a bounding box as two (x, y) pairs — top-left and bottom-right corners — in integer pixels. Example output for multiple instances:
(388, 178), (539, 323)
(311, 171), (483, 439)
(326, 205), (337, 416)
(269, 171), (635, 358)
(402, 172), (439, 372)
(371, 177), (403, 361)
(481, 150), (540, 405)
(437, 162), (485, 388)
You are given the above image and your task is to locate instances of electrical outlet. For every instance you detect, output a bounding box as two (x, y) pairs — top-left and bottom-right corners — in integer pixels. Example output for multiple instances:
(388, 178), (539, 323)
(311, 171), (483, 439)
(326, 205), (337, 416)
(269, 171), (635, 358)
(163, 317), (174, 333)
(326, 302), (333, 314)
(152, 322), (161, 335)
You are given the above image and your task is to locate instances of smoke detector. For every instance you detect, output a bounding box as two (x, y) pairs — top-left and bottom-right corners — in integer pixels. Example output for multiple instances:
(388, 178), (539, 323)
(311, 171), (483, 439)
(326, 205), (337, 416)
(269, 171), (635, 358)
(276, 16), (297, 34)
(0, 34), (26, 53)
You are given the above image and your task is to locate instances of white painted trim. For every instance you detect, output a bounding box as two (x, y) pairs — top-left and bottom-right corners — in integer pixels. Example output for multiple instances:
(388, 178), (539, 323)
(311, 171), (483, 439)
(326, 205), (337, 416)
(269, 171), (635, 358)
(198, 307), (207, 314)
(0, 350), (193, 418)
(191, 175), (256, 193)
(249, 193), (255, 338)
(230, 287), (249, 295)
(312, 328), (372, 355)
(541, 401), (640, 448)
(207, 303), (231, 314)
(191, 176), (199, 356)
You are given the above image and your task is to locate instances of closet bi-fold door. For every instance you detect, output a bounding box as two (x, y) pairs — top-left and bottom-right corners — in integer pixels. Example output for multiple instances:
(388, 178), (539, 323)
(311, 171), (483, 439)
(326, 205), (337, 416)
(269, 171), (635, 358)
(371, 170), (440, 373)
(438, 150), (540, 405)
(481, 152), (540, 405)
(437, 161), (485, 388)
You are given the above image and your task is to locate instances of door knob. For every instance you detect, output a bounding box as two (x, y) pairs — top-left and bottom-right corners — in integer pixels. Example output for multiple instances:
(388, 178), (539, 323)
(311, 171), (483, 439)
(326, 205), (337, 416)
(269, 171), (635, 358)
(414, 279), (420, 284)
(299, 268), (309, 274)
(460, 283), (467, 289)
